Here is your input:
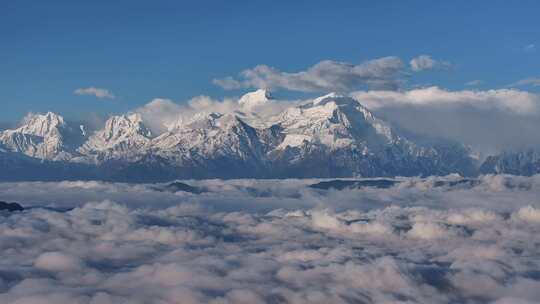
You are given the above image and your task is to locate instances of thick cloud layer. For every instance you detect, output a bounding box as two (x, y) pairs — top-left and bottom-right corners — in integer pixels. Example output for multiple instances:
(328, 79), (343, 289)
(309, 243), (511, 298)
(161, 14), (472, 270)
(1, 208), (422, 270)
(351, 87), (540, 153)
(353, 87), (539, 114)
(1, 176), (540, 303)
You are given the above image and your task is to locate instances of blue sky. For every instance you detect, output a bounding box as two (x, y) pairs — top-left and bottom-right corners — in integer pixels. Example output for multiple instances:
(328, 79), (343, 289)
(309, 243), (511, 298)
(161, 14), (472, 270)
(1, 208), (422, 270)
(2, 0), (539, 122)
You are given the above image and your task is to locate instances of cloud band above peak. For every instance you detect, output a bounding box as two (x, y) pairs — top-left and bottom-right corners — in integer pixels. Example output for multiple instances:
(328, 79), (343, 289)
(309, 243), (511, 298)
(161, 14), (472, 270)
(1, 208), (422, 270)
(213, 56), (406, 93)
(74, 87), (115, 99)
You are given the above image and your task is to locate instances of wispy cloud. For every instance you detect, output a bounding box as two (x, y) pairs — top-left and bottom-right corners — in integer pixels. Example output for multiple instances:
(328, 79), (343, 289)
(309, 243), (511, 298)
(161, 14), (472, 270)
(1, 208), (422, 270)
(214, 55), (456, 93)
(508, 77), (540, 87)
(213, 56), (406, 92)
(74, 87), (115, 99)
(409, 55), (451, 72)
(523, 43), (536, 53)
(465, 80), (483, 86)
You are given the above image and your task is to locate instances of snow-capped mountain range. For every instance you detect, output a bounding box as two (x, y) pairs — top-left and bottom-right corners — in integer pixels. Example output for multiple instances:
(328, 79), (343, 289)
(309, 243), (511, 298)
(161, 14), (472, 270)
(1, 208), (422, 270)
(0, 89), (503, 181)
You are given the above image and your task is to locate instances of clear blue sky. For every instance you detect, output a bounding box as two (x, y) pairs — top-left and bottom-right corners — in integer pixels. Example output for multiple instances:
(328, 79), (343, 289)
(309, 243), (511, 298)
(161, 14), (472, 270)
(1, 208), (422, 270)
(2, 0), (539, 122)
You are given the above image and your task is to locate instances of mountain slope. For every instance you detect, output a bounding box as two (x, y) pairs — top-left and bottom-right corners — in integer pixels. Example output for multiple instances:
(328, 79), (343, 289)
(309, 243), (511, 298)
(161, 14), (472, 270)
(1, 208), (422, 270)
(480, 150), (540, 176)
(78, 113), (152, 162)
(0, 91), (478, 181)
(151, 112), (270, 178)
(0, 112), (85, 161)
(267, 93), (475, 177)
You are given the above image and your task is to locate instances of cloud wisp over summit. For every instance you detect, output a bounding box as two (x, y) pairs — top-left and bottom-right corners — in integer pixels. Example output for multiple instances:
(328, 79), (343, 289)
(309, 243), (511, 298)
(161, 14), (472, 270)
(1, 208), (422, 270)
(409, 55), (451, 72)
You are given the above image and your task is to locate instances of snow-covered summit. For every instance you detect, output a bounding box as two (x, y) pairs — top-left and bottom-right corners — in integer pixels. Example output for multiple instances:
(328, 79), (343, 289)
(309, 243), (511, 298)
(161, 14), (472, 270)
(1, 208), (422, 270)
(311, 92), (343, 105)
(152, 111), (264, 164)
(78, 113), (152, 161)
(238, 89), (273, 108)
(0, 112), (85, 160)
(274, 93), (396, 151)
(100, 113), (152, 141)
(17, 112), (66, 137)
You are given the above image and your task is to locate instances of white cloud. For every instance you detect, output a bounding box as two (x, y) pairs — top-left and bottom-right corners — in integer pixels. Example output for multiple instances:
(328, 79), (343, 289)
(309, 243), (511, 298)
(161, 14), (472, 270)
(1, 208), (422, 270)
(135, 98), (184, 133)
(407, 221), (461, 239)
(524, 43), (536, 53)
(133, 96), (239, 133)
(187, 95), (240, 114)
(509, 77), (540, 87)
(513, 205), (540, 223)
(74, 87), (115, 99)
(410, 55), (451, 72)
(213, 56), (405, 92)
(34, 252), (84, 272)
(352, 86), (539, 114)
(1, 176), (540, 303)
(465, 80), (483, 86)
(351, 87), (540, 152)
(135, 94), (298, 133)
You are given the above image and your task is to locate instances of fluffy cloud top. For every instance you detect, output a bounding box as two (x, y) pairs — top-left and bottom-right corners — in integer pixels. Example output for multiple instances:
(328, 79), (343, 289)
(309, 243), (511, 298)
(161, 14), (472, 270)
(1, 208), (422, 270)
(135, 94), (297, 133)
(74, 87), (115, 99)
(213, 56), (405, 92)
(34, 251), (84, 272)
(135, 98), (184, 133)
(1, 176), (540, 303)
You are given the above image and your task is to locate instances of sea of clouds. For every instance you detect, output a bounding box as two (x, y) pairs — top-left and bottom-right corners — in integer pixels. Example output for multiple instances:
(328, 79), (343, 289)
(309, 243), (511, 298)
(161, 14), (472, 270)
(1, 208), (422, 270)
(1, 175), (540, 303)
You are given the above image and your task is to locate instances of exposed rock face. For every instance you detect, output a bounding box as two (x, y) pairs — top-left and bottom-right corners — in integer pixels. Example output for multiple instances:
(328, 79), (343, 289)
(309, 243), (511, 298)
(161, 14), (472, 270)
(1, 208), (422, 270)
(0, 201), (24, 212)
(480, 150), (540, 176)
